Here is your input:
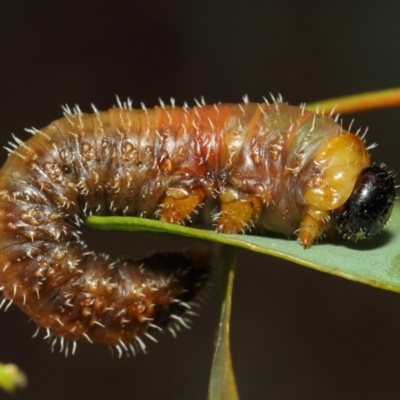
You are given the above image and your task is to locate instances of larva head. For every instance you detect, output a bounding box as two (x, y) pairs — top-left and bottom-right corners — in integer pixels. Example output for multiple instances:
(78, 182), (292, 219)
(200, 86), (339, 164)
(334, 166), (396, 241)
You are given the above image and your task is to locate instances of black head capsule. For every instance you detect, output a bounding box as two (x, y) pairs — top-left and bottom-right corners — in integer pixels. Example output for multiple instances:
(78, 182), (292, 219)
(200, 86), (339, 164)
(334, 166), (396, 241)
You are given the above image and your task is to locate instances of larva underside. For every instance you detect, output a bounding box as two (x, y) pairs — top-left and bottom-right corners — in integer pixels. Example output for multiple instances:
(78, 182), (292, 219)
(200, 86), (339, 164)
(0, 99), (394, 354)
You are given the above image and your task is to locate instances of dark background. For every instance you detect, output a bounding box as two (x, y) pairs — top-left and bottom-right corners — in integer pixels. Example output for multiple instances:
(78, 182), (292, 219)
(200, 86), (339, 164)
(0, 1), (400, 399)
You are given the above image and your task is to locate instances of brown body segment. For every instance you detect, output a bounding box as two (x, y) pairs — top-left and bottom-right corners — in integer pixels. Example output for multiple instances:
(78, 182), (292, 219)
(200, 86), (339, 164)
(0, 101), (370, 351)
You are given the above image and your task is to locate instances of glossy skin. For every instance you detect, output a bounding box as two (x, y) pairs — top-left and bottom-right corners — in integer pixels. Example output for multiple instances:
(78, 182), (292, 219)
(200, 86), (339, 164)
(0, 101), (393, 348)
(335, 166), (395, 240)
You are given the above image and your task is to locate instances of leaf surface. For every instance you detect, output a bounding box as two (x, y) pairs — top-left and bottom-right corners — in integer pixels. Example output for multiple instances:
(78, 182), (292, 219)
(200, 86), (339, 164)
(88, 202), (400, 293)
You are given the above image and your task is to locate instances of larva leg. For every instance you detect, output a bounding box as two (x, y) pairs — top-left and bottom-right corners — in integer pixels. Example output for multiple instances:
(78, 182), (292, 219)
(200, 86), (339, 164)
(158, 187), (205, 224)
(217, 187), (262, 233)
(297, 207), (330, 248)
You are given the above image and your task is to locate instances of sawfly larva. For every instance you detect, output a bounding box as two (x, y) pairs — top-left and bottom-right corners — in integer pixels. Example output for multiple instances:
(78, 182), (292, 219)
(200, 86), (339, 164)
(0, 97), (395, 355)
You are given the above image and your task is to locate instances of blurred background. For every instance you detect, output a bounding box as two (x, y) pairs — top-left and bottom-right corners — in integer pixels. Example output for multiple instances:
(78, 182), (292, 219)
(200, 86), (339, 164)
(0, 1), (400, 399)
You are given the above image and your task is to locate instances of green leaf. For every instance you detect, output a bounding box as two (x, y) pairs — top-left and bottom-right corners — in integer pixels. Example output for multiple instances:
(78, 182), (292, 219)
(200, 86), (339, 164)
(207, 245), (239, 400)
(87, 201), (400, 293)
(0, 363), (27, 393)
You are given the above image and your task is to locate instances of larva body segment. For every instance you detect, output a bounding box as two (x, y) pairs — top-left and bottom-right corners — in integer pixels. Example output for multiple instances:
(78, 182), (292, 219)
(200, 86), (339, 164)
(0, 101), (395, 350)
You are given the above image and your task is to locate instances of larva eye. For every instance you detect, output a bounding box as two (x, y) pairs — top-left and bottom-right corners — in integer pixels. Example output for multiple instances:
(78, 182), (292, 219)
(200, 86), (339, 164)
(334, 166), (396, 241)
